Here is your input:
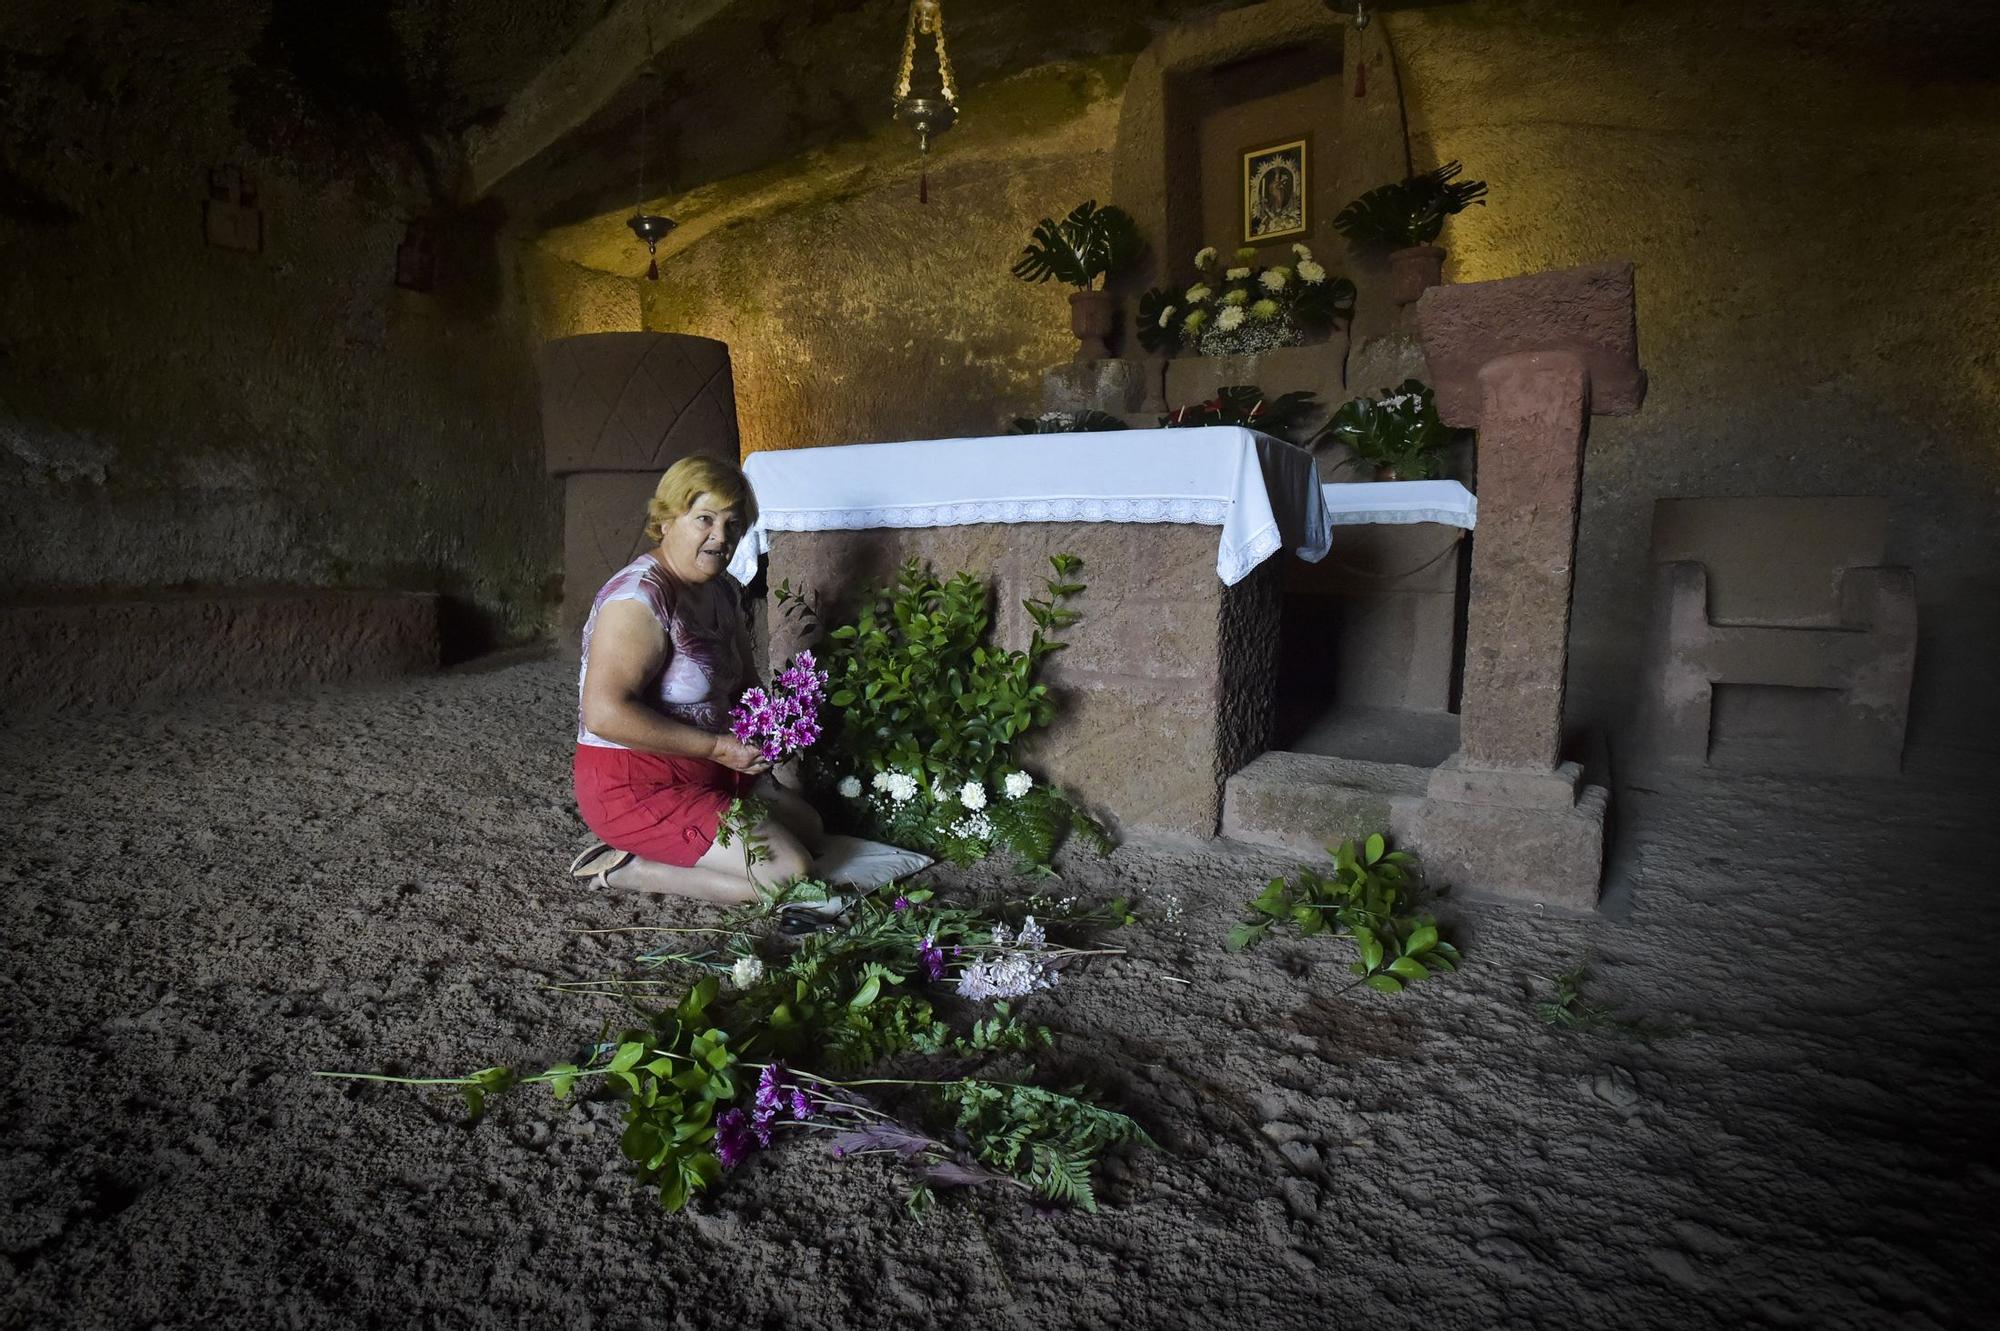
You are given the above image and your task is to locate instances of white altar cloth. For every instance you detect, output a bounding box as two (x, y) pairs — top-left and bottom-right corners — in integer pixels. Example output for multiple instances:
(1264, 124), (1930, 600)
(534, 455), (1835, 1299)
(1322, 479), (1477, 530)
(728, 427), (1333, 587)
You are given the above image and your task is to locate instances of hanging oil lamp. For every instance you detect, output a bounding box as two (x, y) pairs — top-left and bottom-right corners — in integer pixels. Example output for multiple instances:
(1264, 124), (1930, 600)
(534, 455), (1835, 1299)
(626, 65), (677, 280)
(890, 0), (958, 204)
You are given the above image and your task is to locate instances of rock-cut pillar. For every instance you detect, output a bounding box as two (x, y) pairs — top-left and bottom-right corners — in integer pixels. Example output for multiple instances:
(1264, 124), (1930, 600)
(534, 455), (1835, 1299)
(1409, 263), (1647, 908)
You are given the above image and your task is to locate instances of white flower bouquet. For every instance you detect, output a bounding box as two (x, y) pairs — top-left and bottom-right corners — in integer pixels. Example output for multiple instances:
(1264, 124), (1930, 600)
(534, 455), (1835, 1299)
(1137, 243), (1355, 358)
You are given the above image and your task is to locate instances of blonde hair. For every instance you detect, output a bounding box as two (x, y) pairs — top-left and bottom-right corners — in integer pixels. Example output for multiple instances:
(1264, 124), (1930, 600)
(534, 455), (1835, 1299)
(643, 454), (757, 542)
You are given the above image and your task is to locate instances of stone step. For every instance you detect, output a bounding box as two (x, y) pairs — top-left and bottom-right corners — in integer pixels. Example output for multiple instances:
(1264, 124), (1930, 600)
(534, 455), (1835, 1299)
(1221, 749), (1429, 855)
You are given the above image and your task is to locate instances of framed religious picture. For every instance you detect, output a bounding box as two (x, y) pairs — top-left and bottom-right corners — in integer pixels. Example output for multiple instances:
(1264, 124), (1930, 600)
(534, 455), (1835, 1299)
(1242, 136), (1309, 244)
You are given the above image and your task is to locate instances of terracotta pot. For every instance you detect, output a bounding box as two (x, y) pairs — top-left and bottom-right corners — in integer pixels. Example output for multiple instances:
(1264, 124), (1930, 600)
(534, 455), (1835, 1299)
(1069, 289), (1116, 363)
(1387, 245), (1447, 306)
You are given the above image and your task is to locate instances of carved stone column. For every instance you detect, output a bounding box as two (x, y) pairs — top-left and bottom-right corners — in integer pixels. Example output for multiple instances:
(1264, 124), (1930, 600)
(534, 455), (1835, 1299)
(1408, 263), (1646, 908)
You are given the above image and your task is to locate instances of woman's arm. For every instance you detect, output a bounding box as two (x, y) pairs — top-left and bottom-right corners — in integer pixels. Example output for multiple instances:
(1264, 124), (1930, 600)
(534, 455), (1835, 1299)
(581, 599), (768, 771)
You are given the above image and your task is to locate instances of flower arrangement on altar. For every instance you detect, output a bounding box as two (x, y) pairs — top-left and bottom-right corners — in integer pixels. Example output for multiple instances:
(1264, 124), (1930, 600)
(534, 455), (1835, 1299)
(1320, 378), (1463, 481)
(1008, 408), (1131, 434)
(1160, 383), (1319, 444)
(1137, 243), (1356, 359)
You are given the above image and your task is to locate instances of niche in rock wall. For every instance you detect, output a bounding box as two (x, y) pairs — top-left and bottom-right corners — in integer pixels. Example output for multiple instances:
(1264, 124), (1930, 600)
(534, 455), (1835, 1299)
(1170, 42), (1344, 270)
(1114, 2), (1412, 352)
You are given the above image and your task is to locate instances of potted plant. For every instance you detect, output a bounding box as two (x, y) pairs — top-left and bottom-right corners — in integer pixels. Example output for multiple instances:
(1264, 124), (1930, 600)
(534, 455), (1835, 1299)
(1332, 161), (1488, 305)
(1136, 243), (1355, 359)
(1315, 379), (1461, 480)
(1011, 200), (1144, 362)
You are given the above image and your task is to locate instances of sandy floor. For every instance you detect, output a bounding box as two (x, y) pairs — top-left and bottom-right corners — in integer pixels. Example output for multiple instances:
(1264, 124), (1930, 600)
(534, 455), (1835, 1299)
(3, 657), (1995, 1330)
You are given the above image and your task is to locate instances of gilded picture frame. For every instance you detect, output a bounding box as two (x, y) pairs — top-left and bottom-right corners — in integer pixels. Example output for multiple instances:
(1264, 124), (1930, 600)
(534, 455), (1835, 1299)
(1242, 136), (1309, 245)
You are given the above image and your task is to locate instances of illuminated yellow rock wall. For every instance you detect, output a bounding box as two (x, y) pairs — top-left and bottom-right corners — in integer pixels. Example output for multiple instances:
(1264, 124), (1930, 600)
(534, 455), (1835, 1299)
(637, 61), (1129, 454)
(1387, 0), (2000, 746)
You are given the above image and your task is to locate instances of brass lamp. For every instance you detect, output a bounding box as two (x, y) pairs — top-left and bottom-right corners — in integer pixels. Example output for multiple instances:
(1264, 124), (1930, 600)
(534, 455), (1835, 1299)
(627, 65), (678, 280)
(890, 0), (958, 203)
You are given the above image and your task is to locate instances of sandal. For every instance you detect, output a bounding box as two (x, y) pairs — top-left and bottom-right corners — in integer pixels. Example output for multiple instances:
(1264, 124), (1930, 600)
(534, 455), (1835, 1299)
(569, 841), (633, 882)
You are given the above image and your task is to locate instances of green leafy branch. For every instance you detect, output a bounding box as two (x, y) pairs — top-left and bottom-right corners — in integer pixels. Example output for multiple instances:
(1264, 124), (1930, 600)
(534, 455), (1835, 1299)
(1226, 834), (1460, 995)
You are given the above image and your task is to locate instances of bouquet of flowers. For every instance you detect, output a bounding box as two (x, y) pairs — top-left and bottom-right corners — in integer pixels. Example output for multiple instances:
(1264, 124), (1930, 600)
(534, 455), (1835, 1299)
(730, 650), (828, 763)
(1137, 243), (1356, 358)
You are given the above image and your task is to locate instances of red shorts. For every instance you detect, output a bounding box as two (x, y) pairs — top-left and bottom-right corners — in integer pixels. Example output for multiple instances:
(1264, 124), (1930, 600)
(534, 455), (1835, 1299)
(573, 745), (759, 868)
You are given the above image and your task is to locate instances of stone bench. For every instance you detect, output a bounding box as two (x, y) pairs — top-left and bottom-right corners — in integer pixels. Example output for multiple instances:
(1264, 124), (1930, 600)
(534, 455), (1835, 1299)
(0, 591), (439, 712)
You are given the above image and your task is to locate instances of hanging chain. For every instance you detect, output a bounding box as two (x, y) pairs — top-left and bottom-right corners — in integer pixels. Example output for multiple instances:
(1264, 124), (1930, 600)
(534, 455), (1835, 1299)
(634, 75), (648, 214)
(893, 0), (956, 104)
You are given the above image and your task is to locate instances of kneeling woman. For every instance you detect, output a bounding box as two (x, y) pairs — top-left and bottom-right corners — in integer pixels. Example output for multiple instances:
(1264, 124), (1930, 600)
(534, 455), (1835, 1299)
(571, 455), (821, 902)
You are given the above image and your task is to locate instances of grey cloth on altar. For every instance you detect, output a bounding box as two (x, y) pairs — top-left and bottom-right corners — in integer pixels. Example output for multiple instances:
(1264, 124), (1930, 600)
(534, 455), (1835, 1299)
(809, 834), (934, 889)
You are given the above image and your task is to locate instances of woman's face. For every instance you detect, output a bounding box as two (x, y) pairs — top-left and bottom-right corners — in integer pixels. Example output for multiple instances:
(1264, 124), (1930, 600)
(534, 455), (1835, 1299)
(657, 491), (745, 584)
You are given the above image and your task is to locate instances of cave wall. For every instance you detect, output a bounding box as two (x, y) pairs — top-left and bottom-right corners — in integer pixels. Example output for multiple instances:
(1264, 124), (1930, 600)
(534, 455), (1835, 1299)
(1386, 0), (2000, 756)
(0, 1), (618, 652)
(637, 61), (1129, 454)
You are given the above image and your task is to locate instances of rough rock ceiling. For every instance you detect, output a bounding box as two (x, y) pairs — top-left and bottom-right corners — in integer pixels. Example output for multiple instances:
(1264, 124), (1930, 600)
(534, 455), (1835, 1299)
(454, 0), (2000, 272)
(468, 0), (1260, 235)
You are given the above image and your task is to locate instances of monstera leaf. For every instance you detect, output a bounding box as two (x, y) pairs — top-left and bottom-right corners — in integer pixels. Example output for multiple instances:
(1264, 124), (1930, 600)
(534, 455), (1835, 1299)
(1333, 161), (1489, 248)
(1134, 286), (1181, 353)
(1011, 201), (1144, 290)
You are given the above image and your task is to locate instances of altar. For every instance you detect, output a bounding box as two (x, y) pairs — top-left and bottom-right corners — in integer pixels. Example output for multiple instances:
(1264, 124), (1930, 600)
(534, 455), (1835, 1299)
(734, 427), (1474, 837)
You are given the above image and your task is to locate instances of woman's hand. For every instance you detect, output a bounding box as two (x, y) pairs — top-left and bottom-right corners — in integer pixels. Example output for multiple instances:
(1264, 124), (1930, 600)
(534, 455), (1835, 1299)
(710, 734), (772, 775)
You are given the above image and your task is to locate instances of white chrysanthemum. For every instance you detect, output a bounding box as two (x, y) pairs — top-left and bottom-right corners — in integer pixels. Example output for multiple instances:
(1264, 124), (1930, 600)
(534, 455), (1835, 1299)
(1194, 246), (1218, 268)
(1260, 268), (1289, 292)
(1292, 242), (1313, 259)
(1003, 771), (1033, 799)
(1216, 305), (1246, 332)
(874, 770), (918, 803)
(1221, 288), (1249, 306)
(730, 956), (764, 989)
(1184, 283), (1211, 303)
(930, 778), (948, 801)
(1157, 304), (1177, 328)
(959, 781), (987, 811)
(1251, 298), (1280, 320)
(1225, 266), (1251, 280)
(837, 775), (862, 799)
(1297, 259), (1327, 284)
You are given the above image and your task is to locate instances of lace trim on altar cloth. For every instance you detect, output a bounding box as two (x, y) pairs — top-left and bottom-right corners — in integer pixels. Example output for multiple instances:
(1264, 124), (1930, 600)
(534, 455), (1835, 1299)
(1326, 505), (1476, 530)
(760, 495), (1234, 531)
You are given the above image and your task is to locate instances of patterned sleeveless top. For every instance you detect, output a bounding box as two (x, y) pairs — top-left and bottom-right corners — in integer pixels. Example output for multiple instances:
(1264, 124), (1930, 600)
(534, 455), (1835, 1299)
(576, 555), (754, 748)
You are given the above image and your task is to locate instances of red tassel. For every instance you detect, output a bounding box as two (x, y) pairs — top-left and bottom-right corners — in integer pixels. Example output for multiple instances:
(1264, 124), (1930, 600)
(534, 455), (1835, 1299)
(920, 166), (928, 205)
(647, 257), (659, 281)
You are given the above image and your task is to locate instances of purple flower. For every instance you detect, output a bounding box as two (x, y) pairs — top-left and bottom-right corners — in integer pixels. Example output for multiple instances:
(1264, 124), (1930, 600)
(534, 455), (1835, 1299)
(716, 1108), (755, 1168)
(755, 1063), (789, 1116)
(790, 1088), (813, 1122)
(728, 653), (827, 763)
(917, 934), (946, 983)
(892, 896), (911, 912)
